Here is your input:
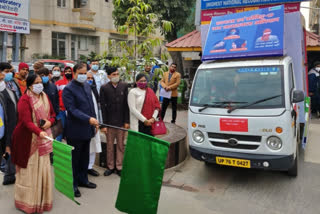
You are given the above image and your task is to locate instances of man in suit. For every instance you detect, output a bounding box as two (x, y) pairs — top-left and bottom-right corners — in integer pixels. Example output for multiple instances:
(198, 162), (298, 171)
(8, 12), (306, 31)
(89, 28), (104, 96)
(0, 69), (18, 185)
(160, 63), (181, 124)
(100, 67), (129, 177)
(62, 63), (99, 198)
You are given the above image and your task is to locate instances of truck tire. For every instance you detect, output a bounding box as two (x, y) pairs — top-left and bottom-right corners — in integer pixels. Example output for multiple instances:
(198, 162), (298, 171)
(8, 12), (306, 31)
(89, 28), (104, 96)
(288, 145), (298, 177)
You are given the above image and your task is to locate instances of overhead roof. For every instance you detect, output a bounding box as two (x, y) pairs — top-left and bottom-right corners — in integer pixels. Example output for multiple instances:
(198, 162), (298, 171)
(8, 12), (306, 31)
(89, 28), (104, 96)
(166, 30), (202, 52)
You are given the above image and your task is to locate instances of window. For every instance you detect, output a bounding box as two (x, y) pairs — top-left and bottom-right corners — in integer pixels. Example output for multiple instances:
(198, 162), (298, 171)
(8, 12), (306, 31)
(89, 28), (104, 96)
(57, 0), (66, 7)
(78, 36), (88, 50)
(52, 32), (66, 57)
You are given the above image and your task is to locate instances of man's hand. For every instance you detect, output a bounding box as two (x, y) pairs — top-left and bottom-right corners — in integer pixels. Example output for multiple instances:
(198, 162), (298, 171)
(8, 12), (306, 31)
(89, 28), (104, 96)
(42, 119), (51, 130)
(89, 117), (99, 126)
(39, 131), (48, 139)
(101, 127), (107, 134)
(124, 123), (130, 129)
(5, 146), (10, 155)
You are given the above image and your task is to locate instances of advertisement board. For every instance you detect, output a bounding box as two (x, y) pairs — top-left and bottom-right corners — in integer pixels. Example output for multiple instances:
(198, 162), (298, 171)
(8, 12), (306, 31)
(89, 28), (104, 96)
(201, 2), (299, 23)
(0, 16), (29, 34)
(202, 6), (284, 61)
(201, 0), (307, 10)
(0, 0), (30, 21)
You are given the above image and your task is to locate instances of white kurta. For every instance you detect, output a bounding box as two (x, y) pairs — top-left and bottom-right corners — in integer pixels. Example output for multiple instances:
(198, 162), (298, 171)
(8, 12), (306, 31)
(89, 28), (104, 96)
(128, 88), (158, 132)
(90, 92), (102, 153)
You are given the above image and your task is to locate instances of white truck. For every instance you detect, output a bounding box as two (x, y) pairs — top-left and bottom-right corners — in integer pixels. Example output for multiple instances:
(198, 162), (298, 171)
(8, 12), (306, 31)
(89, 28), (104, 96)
(189, 11), (308, 176)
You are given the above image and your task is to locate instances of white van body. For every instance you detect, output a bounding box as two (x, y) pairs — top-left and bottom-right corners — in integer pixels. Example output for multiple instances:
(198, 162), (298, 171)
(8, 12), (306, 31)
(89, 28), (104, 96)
(188, 56), (303, 175)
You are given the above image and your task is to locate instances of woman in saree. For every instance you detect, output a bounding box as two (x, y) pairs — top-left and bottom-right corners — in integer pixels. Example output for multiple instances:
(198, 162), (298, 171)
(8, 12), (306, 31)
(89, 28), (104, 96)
(11, 74), (56, 214)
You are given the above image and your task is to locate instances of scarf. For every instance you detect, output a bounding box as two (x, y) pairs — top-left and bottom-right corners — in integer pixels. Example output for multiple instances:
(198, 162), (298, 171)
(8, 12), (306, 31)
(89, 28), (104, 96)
(141, 88), (161, 120)
(15, 73), (27, 93)
(27, 90), (53, 157)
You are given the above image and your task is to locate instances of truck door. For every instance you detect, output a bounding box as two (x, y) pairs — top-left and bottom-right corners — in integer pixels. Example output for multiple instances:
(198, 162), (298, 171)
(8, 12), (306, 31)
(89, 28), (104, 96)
(289, 63), (297, 137)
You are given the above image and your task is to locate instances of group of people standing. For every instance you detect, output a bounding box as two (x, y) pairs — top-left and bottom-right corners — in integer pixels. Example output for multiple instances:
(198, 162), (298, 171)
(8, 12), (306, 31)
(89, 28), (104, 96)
(0, 59), (181, 213)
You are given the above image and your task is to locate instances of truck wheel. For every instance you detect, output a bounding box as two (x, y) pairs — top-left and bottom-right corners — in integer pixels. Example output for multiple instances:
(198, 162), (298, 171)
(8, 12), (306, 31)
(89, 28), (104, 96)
(288, 146), (299, 177)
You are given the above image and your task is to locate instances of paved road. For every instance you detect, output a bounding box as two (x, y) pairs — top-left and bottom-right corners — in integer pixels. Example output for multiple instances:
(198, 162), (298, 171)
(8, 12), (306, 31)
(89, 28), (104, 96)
(1, 110), (320, 214)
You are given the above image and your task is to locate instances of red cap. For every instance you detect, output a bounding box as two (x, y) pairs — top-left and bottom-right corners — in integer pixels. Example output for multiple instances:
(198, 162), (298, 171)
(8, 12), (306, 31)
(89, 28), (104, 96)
(18, 62), (29, 71)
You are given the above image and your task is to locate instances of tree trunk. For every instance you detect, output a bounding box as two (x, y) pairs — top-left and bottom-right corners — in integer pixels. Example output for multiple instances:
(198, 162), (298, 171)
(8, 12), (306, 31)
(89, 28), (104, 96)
(169, 51), (184, 77)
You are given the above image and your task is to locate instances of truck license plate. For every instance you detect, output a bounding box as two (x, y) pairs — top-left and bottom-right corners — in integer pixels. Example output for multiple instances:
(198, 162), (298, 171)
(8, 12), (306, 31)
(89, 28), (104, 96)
(216, 157), (251, 168)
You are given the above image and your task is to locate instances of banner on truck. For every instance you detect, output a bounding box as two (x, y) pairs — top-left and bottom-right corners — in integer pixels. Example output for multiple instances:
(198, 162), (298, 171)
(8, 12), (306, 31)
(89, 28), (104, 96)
(202, 6), (284, 61)
(201, 0), (307, 10)
(201, 2), (299, 23)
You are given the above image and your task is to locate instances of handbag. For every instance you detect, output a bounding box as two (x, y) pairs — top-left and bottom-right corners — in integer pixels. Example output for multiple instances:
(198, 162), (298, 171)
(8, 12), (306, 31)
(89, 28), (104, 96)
(151, 117), (167, 136)
(51, 119), (63, 139)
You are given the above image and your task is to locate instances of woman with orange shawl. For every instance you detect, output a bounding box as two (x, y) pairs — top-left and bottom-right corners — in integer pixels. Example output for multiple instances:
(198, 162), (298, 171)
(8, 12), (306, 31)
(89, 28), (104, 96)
(11, 74), (56, 214)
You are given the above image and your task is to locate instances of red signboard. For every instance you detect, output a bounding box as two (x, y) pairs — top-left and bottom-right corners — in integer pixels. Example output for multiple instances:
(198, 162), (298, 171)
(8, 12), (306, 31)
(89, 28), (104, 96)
(220, 118), (248, 132)
(201, 2), (300, 23)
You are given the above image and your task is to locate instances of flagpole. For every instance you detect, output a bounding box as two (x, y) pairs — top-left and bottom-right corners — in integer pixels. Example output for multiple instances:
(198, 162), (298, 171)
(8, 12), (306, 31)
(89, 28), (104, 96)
(99, 123), (129, 132)
(45, 136), (74, 150)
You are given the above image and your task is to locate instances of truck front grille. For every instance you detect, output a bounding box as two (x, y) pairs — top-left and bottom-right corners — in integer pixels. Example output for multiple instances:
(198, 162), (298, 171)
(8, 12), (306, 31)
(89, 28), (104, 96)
(208, 132), (261, 150)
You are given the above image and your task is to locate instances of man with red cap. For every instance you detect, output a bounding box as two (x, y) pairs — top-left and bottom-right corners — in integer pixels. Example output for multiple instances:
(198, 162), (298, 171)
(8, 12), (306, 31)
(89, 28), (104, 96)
(14, 63), (29, 94)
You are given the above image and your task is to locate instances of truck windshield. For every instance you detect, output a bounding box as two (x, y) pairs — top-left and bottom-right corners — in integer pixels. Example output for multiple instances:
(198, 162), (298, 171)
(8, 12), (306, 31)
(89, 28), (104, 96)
(190, 66), (284, 109)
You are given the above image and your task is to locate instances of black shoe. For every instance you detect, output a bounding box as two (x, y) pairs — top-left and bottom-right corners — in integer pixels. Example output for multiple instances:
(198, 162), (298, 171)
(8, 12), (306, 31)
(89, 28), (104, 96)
(88, 169), (100, 177)
(78, 182), (97, 189)
(74, 187), (81, 198)
(171, 120), (176, 124)
(116, 170), (121, 177)
(104, 169), (114, 176)
(3, 178), (15, 185)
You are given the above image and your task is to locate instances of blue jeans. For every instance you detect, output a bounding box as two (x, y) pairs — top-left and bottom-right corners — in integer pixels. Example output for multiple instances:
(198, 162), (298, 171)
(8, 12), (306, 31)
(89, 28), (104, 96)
(56, 111), (66, 141)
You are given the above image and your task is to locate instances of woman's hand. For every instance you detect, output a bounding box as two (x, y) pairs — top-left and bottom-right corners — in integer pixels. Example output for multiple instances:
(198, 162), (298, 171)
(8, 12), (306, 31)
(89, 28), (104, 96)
(39, 131), (48, 139)
(144, 120), (152, 126)
(150, 118), (155, 124)
(42, 119), (52, 130)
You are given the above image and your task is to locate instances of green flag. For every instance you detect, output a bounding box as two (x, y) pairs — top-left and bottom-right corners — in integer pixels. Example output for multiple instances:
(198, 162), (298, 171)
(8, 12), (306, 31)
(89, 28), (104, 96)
(52, 140), (80, 205)
(116, 130), (170, 214)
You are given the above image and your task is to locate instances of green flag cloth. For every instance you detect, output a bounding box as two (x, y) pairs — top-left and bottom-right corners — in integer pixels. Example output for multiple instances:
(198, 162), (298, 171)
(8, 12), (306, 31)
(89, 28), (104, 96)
(116, 130), (170, 214)
(52, 140), (80, 205)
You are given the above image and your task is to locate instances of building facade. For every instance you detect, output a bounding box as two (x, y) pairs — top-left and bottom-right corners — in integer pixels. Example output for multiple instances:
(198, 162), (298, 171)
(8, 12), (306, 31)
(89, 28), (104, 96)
(309, 0), (320, 34)
(0, 0), (164, 62)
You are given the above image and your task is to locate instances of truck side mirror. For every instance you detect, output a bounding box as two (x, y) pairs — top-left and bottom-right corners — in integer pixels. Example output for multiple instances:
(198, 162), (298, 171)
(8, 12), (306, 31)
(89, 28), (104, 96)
(292, 90), (304, 103)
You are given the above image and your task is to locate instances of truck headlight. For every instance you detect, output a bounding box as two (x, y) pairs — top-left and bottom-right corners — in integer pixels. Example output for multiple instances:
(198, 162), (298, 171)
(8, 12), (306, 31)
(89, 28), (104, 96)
(267, 136), (282, 150)
(192, 130), (205, 143)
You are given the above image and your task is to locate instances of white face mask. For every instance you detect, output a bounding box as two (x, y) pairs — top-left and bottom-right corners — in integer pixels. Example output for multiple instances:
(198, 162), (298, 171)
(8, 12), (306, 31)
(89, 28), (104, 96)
(316, 67), (320, 72)
(0, 81), (6, 92)
(52, 70), (61, 77)
(111, 76), (120, 84)
(32, 83), (44, 94)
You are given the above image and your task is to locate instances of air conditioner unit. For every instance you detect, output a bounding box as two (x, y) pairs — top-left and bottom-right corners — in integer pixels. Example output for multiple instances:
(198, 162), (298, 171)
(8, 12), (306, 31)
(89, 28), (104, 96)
(81, 0), (88, 6)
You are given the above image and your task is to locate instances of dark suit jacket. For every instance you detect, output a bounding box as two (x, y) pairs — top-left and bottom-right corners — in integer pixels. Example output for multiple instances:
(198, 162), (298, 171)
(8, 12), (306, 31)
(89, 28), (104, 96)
(0, 89), (18, 148)
(43, 82), (59, 115)
(62, 80), (96, 141)
(100, 82), (129, 127)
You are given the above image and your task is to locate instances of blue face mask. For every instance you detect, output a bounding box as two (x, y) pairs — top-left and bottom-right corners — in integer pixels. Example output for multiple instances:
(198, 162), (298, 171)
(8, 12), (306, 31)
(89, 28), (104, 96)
(4, 72), (13, 82)
(76, 74), (87, 83)
(87, 80), (93, 85)
(42, 76), (49, 84)
(91, 65), (99, 71)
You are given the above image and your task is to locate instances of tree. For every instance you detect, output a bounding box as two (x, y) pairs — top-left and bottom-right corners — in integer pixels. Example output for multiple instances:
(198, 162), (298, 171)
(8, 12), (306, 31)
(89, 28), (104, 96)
(103, 0), (173, 83)
(112, 0), (196, 75)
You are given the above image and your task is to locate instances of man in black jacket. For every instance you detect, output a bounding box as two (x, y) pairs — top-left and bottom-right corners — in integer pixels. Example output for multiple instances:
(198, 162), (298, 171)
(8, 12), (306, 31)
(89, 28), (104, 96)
(0, 70), (18, 185)
(37, 67), (60, 115)
(100, 67), (129, 176)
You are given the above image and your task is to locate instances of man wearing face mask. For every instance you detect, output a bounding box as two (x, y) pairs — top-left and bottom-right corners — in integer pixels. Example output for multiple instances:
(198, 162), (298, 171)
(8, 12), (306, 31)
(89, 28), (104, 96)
(100, 67), (129, 176)
(63, 63), (98, 198)
(55, 66), (73, 141)
(160, 63), (181, 124)
(0, 63), (21, 99)
(88, 59), (108, 93)
(308, 61), (320, 116)
(14, 63), (29, 94)
(51, 65), (62, 83)
(37, 67), (59, 116)
(0, 70), (18, 185)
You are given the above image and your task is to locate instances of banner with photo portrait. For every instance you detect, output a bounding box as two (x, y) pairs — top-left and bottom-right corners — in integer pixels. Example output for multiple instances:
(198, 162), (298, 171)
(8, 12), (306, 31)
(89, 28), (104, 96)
(202, 5), (284, 61)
